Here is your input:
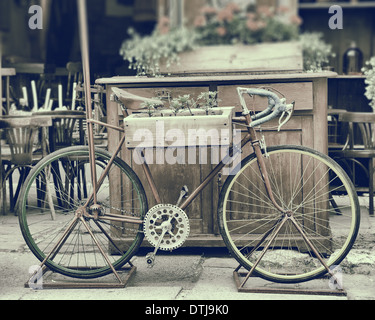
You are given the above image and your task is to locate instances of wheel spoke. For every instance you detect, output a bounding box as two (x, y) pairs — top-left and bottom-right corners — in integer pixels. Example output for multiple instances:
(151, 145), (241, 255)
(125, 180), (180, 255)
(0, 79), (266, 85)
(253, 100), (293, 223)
(19, 147), (146, 279)
(219, 146), (360, 283)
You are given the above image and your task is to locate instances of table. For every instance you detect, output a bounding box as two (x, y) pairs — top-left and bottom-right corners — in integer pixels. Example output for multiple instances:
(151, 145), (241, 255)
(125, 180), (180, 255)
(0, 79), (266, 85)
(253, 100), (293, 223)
(5, 63), (55, 75)
(96, 72), (336, 246)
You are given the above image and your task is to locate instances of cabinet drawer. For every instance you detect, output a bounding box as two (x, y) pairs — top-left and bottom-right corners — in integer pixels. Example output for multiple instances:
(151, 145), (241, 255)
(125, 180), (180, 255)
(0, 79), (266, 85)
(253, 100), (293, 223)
(217, 82), (314, 113)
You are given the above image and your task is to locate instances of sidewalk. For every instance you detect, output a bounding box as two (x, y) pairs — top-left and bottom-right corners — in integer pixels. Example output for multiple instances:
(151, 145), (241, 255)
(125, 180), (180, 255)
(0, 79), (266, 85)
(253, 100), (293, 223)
(0, 203), (374, 301)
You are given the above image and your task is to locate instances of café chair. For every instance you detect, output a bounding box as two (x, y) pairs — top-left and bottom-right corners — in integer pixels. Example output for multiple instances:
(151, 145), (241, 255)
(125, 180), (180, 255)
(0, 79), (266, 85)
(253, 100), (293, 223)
(329, 111), (375, 216)
(1, 116), (52, 213)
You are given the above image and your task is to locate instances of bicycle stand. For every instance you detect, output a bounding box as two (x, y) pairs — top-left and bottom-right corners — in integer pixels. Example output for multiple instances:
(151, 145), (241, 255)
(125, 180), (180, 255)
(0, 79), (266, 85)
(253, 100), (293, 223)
(25, 262), (136, 290)
(233, 266), (347, 297)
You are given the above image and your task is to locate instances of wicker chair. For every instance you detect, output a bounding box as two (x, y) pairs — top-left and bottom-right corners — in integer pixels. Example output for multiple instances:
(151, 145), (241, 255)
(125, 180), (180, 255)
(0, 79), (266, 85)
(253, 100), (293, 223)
(1, 116), (51, 213)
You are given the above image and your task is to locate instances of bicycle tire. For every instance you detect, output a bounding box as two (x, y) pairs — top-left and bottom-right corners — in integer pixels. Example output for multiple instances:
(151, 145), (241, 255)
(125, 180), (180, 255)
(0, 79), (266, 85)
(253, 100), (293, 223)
(18, 146), (147, 279)
(218, 145), (360, 283)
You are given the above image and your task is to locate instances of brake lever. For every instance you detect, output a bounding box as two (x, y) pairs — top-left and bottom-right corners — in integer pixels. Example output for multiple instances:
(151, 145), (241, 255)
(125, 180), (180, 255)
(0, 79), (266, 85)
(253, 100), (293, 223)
(278, 101), (295, 132)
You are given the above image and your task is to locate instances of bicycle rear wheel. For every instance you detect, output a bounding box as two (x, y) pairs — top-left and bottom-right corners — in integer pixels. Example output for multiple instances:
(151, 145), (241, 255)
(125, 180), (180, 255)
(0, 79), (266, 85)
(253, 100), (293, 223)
(18, 146), (147, 279)
(218, 145), (360, 283)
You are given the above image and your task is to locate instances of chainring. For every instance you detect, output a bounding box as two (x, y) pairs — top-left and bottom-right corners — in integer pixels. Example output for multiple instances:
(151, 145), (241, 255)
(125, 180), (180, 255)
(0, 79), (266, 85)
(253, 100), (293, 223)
(143, 204), (190, 251)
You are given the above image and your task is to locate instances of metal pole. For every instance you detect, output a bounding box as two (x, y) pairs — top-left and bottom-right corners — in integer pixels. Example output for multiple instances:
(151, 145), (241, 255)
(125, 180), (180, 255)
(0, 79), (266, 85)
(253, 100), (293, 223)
(77, 0), (98, 204)
(0, 32), (4, 214)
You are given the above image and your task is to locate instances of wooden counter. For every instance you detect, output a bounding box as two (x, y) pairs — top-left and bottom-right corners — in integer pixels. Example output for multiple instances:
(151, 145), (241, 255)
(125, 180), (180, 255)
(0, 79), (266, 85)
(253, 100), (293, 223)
(96, 72), (336, 247)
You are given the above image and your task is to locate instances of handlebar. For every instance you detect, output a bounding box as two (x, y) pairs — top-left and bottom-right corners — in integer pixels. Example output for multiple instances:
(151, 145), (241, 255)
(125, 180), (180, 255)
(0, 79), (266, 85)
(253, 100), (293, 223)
(236, 87), (295, 130)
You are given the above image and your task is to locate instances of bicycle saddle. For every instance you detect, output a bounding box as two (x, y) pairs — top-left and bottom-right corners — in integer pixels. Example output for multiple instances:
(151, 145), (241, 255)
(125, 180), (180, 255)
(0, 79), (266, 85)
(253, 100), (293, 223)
(111, 87), (163, 110)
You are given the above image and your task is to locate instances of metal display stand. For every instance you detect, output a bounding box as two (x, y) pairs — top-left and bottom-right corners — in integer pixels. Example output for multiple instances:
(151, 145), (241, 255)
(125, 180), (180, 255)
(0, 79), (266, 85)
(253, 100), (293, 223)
(25, 262), (136, 290)
(233, 265), (347, 297)
(230, 201), (348, 297)
(22, 0), (138, 290)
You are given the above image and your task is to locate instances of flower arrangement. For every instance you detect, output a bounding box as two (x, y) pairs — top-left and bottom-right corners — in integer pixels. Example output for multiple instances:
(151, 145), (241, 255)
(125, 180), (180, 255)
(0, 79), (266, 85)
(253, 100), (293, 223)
(194, 3), (300, 45)
(120, 26), (197, 77)
(120, 2), (303, 76)
(363, 57), (375, 110)
(299, 32), (334, 72)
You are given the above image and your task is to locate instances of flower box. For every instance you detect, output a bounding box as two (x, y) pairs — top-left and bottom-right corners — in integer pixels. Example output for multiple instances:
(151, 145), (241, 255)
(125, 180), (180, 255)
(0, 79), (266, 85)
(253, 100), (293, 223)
(124, 107), (235, 149)
(158, 42), (303, 75)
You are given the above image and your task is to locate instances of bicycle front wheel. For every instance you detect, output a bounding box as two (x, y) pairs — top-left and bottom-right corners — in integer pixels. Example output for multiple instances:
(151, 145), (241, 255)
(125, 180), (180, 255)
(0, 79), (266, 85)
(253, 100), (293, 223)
(218, 145), (360, 283)
(19, 146), (147, 279)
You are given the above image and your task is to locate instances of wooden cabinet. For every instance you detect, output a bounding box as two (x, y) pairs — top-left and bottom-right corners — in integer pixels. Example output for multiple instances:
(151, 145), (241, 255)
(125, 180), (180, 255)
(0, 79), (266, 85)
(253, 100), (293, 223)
(96, 71), (335, 247)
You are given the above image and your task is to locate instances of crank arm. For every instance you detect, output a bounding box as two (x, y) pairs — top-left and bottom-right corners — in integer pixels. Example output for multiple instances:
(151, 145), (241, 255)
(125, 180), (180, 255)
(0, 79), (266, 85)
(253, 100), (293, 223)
(146, 229), (167, 268)
(146, 216), (173, 267)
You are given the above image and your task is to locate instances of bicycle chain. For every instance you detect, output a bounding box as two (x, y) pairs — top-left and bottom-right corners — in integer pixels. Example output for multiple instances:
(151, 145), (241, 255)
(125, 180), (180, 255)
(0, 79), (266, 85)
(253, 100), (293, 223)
(99, 205), (144, 234)
(99, 219), (143, 234)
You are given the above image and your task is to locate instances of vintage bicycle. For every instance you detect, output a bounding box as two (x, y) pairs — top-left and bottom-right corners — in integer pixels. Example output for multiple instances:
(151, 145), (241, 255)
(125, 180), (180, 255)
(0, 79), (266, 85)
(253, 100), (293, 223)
(18, 0), (360, 287)
(18, 83), (360, 285)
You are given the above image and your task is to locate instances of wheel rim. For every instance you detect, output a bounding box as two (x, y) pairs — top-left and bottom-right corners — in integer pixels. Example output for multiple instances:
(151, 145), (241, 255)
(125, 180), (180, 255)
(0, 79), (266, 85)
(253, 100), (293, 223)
(221, 146), (360, 283)
(19, 147), (146, 279)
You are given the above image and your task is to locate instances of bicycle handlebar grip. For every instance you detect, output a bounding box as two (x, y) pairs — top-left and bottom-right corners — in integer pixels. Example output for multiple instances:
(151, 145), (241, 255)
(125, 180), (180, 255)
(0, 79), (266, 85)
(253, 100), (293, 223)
(237, 87), (281, 117)
(237, 87), (286, 127)
(249, 105), (283, 128)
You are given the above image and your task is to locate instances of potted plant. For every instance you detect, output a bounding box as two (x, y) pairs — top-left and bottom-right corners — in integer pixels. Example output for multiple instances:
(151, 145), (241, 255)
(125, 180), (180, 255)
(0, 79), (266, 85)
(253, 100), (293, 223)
(134, 91), (222, 117)
(197, 91), (222, 114)
(299, 32), (334, 72)
(124, 91), (233, 148)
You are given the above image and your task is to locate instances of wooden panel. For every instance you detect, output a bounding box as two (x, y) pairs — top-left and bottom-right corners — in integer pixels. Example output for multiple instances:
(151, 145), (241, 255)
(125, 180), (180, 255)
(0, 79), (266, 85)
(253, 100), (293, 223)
(312, 78), (328, 155)
(217, 82), (314, 113)
(159, 42), (303, 74)
(122, 147), (223, 234)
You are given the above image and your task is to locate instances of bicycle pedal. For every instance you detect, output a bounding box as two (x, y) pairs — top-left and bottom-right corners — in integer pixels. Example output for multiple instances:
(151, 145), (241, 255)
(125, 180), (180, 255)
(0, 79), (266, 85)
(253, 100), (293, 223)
(146, 252), (156, 268)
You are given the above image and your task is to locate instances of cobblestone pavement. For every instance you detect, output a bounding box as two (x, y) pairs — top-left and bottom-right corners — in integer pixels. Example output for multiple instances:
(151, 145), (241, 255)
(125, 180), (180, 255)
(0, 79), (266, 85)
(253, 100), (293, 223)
(0, 202), (374, 301)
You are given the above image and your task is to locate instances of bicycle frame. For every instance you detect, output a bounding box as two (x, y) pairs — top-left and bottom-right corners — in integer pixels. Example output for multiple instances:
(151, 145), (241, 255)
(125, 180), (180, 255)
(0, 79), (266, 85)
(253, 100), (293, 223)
(77, 0), (284, 225)
(81, 106), (286, 226)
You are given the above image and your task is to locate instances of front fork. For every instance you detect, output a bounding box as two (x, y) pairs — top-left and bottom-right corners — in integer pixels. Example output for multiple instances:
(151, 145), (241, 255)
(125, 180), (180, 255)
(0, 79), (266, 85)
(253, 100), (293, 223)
(244, 114), (287, 215)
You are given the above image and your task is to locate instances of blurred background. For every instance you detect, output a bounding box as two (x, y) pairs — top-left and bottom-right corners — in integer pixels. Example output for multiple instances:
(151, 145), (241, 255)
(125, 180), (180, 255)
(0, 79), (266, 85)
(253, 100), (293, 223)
(0, 0), (374, 116)
(0, 0), (373, 77)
